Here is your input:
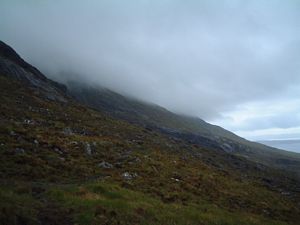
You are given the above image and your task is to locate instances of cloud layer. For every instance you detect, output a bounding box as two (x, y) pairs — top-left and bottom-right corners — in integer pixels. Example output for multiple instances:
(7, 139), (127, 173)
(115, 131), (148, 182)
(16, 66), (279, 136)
(1, 0), (300, 140)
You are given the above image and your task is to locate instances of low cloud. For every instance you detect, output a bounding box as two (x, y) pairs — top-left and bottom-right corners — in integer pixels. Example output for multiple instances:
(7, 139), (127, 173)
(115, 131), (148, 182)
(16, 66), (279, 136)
(1, 0), (300, 138)
(213, 99), (300, 139)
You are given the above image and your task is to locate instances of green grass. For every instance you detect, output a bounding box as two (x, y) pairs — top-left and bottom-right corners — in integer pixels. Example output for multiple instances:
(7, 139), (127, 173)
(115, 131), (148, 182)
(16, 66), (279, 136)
(0, 75), (299, 224)
(0, 186), (40, 225)
(0, 181), (287, 225)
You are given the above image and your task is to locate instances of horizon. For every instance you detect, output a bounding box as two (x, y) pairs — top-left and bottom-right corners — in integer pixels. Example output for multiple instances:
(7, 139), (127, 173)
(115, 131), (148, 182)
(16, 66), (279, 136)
(258, 139), (300, 153)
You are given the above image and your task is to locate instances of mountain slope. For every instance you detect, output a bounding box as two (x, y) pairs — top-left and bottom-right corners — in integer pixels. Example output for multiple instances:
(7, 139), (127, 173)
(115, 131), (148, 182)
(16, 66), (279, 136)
(68, 82), (300, 177)
(0, 41), (299, 225)
(0, 41), (68, 103)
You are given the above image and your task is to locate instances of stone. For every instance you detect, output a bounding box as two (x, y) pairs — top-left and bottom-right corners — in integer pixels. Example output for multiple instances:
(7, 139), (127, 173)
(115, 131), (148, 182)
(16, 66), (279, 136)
(24, 119), (34, 124)
(85, 142), (92, 155)
(281, 191), (291, 196)
(171, 178), (180, 182)
(221, 143), (234, 153)
(122, 172), (137, 180)
(15, 148), (25, 154)
(98, 161), (114, 169)
(63, 127), (73, 136)
(58, 157), (65, 162)
(53, 147), (63, 155)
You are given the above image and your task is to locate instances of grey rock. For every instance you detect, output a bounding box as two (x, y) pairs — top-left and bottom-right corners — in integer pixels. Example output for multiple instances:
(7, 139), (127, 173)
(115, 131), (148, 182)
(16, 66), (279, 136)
(98, 161), (114, 169)
(63, 127), (73, 136)
(122, 172), (138, 180)
(135, 157), (141, 163)
(262, 209), (270, 215)
(24, 119), (34, 125)
(58, 157), (65, 162)
(53, 147), (63, 155)
(281, 191), (291, 196)
(221, 143), (234, 153)
(15, 148), (25, 154)
(171, 178), (180, 182)
(85, 142), (92, 155)
(128, 157), (141, 165)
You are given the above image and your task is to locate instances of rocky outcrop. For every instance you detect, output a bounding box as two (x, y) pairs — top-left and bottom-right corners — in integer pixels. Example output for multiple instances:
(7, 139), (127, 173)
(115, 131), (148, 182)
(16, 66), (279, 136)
(0, 41), (68, 102)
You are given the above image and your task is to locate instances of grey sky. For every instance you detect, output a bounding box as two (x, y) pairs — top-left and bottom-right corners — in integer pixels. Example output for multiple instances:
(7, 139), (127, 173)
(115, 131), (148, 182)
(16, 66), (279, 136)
(1, 0), (300, 140)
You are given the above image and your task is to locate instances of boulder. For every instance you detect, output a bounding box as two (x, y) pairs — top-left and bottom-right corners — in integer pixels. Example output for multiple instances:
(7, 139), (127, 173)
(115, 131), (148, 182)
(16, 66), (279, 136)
(98, 161), (114, 169)
(85, 142), (92, 155)
(122, 172), (138, 180)
(63, 127), (73, 136)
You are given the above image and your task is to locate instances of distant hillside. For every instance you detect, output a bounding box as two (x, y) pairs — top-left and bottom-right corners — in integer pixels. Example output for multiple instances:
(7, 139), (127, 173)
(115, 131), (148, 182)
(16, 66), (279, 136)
(68, 82), (300, 177)
(259, 140), (300, 153)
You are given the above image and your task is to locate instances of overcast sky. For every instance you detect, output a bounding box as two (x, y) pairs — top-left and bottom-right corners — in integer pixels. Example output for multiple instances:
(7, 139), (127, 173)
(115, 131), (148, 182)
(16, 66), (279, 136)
(1, 0), (300, 141)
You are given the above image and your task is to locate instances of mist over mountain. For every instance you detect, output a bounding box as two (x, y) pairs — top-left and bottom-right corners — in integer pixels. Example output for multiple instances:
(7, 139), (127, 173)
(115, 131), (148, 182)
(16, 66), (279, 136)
(1, 0), (300, 141)
(1, 0), (300, 221)
(1, 38), (300, 225)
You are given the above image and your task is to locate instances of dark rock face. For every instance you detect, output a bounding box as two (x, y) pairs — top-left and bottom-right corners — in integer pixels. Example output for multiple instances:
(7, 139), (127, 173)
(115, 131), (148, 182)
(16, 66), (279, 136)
(0, 41), (68, 102)
(0, 41), (42, 75)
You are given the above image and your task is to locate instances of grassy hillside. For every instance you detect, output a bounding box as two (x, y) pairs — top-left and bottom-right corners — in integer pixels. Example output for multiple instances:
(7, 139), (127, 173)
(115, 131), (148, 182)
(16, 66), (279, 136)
(68, 83), (300, 177)
(1, 75), (300, 225)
